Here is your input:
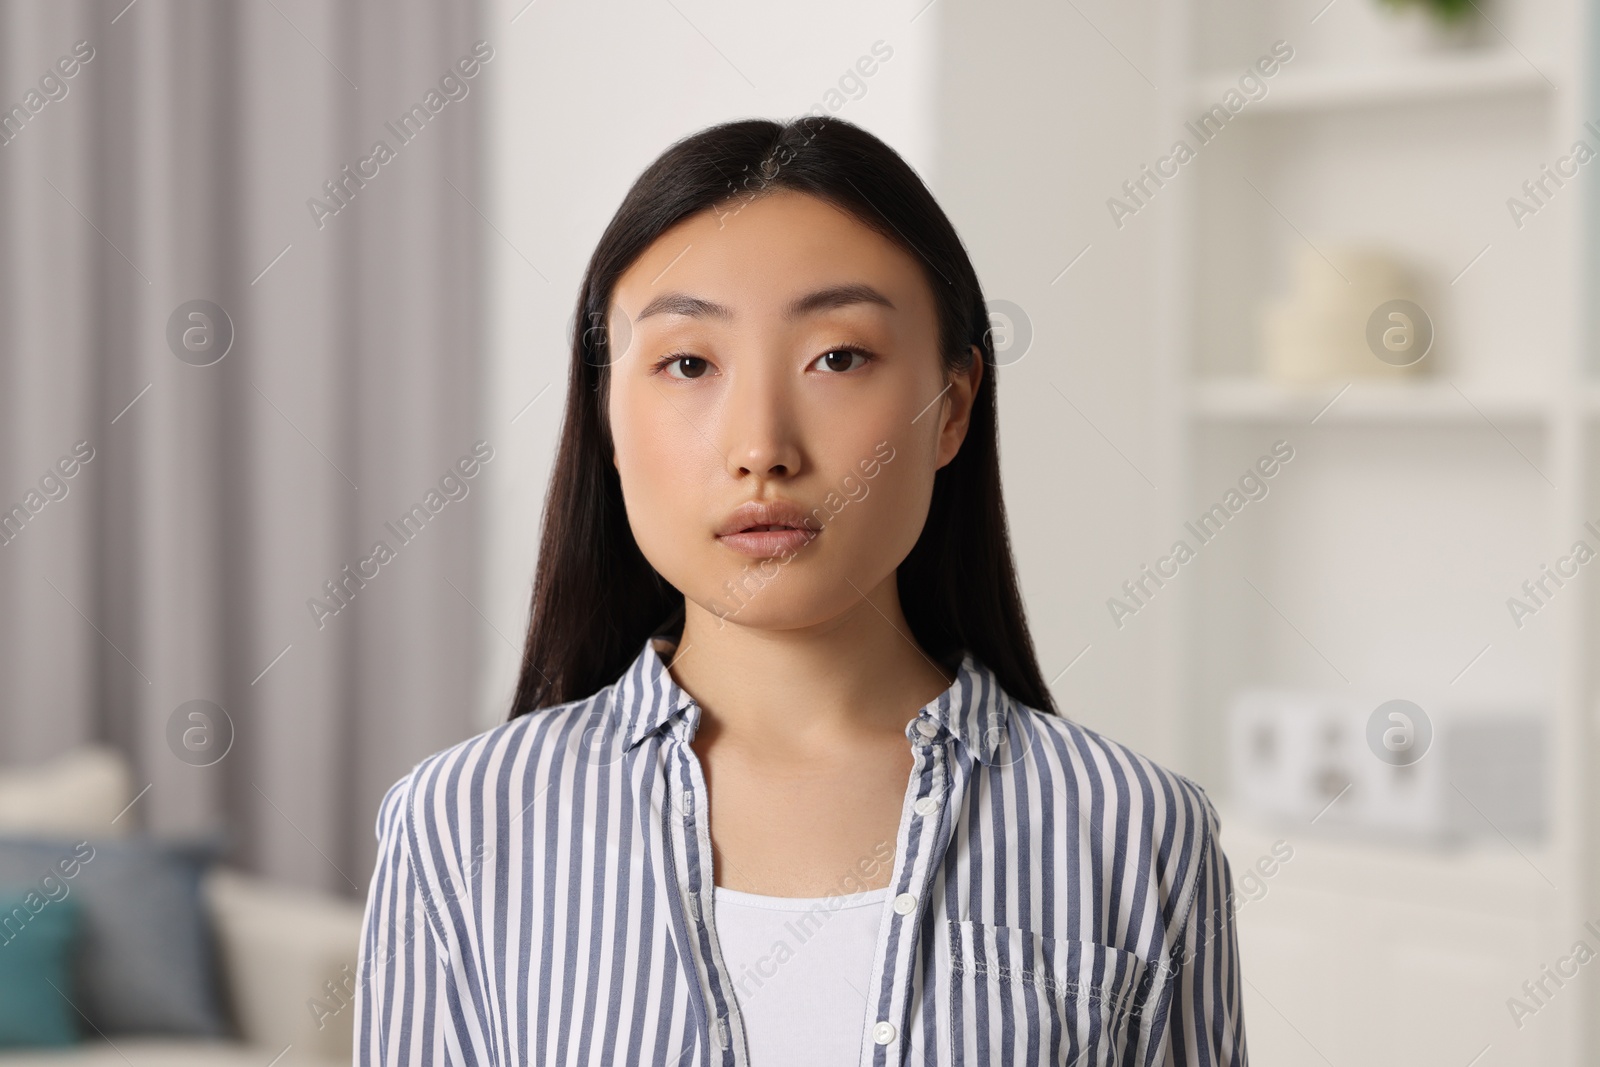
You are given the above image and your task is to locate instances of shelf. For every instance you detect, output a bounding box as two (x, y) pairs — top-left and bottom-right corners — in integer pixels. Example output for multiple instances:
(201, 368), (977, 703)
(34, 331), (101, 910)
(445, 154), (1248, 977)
(1215, 802), (1557, 914)
(1193, 50), (1552, 115)
(1189, 377), (1552, 425)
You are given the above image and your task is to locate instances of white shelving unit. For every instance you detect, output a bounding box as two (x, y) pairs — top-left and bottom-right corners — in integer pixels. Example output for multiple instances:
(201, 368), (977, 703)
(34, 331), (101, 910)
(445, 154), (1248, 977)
(1191, 377), (1553, 424)
(1193, 49), (1552, 112)
(1153, 1), (1593, 1064)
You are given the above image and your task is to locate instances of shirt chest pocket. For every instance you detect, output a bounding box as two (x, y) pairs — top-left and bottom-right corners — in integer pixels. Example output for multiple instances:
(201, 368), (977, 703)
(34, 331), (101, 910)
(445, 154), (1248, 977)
(944, 919), (1148, 1067)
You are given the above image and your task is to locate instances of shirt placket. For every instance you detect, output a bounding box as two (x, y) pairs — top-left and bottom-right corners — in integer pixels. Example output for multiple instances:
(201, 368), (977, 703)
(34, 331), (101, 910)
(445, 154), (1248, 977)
(663, 703), (964, 1067)
(857, 712), (961, 1067)
(666, 711), (749, 1066)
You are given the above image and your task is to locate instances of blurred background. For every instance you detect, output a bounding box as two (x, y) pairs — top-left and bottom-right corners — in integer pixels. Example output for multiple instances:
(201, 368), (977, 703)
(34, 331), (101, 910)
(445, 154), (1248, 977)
(0, 0), (1593, 1063)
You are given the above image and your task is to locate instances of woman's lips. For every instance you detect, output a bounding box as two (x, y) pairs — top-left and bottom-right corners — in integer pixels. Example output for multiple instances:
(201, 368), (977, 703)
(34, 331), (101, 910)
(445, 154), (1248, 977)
(715, 525), (818, 558)
(713, 498), (820, 557)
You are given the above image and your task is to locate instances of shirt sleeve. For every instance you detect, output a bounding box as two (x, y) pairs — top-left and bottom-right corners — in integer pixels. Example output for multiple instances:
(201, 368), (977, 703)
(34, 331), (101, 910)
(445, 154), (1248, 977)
(1154, 787), (1248, 1067)
(353, 772), (479, 1066)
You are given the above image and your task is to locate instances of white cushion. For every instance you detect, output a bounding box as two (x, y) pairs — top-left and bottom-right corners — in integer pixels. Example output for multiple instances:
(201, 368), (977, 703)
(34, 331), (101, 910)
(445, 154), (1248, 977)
(0, 745), (133, 837)
(203, 867), (364, 1063)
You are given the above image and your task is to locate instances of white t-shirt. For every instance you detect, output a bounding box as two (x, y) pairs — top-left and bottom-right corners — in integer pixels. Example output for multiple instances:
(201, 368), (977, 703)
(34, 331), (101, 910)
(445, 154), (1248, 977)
(712, 883), (889, 1065)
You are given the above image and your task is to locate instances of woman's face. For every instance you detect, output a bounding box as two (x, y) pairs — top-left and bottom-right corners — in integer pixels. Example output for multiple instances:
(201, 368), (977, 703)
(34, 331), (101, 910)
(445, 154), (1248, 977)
(606, 187), (980, 632)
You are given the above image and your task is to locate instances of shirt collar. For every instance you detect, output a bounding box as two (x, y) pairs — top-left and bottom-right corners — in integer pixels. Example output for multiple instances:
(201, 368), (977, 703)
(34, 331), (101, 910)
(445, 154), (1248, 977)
(614, 635), (1014, 765)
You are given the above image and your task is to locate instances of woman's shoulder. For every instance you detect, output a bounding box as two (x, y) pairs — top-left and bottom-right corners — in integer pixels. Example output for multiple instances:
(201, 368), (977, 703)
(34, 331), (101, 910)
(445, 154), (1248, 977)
(1005, 700), (1225, 883)
(370, 683), (621, 848)
(1012, 700), (1214, 796)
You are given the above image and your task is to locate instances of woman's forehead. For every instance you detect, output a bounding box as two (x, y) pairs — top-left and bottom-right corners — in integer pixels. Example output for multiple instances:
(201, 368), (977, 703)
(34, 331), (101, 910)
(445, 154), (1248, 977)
(610, 192), (931, 326)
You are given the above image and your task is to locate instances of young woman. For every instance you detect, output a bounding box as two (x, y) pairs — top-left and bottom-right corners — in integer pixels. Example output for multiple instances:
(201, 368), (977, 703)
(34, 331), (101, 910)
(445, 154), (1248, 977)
(354, 115), (1246, 1067)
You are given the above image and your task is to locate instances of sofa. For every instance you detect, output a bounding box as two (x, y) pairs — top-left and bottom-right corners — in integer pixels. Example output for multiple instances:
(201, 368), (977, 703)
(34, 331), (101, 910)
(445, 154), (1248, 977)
(0, 746), (362, 1067)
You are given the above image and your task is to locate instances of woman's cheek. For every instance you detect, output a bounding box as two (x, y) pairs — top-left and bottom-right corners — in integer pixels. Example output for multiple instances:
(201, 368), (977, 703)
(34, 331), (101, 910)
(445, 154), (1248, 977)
(838, 454), (926, 569)
(640, 467), (739, 602)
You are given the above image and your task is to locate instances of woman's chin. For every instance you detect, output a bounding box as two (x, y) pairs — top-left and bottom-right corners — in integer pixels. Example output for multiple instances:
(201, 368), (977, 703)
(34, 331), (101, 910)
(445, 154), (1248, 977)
(687, 577), (860, 634)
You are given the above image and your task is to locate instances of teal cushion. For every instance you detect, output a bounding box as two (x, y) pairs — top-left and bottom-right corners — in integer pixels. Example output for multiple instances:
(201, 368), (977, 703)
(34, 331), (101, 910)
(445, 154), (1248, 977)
(0, 889), (83, 1046)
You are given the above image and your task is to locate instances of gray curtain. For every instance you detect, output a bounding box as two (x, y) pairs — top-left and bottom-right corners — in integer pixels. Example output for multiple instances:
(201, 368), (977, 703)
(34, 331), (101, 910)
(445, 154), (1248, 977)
(0, 0), (490, 898)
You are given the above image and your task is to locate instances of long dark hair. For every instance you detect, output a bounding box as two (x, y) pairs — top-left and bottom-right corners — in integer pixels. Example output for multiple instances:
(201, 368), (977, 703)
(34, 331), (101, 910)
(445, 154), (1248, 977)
(506, 115), (1057, 720)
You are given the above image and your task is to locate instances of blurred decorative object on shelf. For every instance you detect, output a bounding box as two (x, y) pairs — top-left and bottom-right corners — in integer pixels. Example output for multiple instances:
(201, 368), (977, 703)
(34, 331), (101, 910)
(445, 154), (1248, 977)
(1227, 688), (1547, 846)
(1259, 244), (1435, 383)
(1375, 0), (1497, 51)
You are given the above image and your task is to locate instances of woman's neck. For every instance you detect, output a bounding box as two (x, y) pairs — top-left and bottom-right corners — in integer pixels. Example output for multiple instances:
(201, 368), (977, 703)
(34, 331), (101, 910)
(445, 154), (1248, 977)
(664, 582), (955, 759)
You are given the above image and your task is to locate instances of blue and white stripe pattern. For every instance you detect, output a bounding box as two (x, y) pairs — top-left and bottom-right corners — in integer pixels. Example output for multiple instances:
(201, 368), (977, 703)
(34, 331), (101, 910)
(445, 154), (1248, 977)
(354, 636), (1247, 1065)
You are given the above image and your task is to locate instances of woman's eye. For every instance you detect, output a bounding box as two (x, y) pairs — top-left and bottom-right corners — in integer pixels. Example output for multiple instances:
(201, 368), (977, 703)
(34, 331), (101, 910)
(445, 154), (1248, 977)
(658, 354), (710, 380)
(812, 348), (871, 373)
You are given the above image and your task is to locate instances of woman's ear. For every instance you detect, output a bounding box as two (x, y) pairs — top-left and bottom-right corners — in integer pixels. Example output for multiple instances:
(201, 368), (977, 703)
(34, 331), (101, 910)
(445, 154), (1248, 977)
(935, 344), (983, 469)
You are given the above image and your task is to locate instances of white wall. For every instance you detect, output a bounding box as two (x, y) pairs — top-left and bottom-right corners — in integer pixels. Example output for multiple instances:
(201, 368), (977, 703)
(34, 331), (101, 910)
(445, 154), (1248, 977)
(930, 1), (1172, 762)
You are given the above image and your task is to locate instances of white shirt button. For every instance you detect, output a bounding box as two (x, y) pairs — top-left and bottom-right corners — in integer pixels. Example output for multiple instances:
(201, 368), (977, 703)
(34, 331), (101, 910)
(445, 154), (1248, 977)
(872, 1021), (896, 1044)
(681, 789), (694, 811)
(913, 796), (939, 816)
(892, 892), (917, 914)
(915, 718), (939, 739)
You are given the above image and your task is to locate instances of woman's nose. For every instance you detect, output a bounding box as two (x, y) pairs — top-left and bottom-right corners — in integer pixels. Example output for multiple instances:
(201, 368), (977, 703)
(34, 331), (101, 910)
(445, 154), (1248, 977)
(721, 367), (803, 479)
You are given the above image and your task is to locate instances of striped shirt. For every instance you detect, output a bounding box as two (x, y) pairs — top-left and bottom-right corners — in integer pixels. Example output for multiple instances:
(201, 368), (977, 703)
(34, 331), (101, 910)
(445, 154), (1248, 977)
(354, 636), (1247, 1066)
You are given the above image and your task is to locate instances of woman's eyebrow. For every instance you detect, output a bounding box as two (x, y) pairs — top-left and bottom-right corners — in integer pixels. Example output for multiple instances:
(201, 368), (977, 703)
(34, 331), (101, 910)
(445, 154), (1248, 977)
(634, 283), (895, 323)
(785, 283), (895, 319)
